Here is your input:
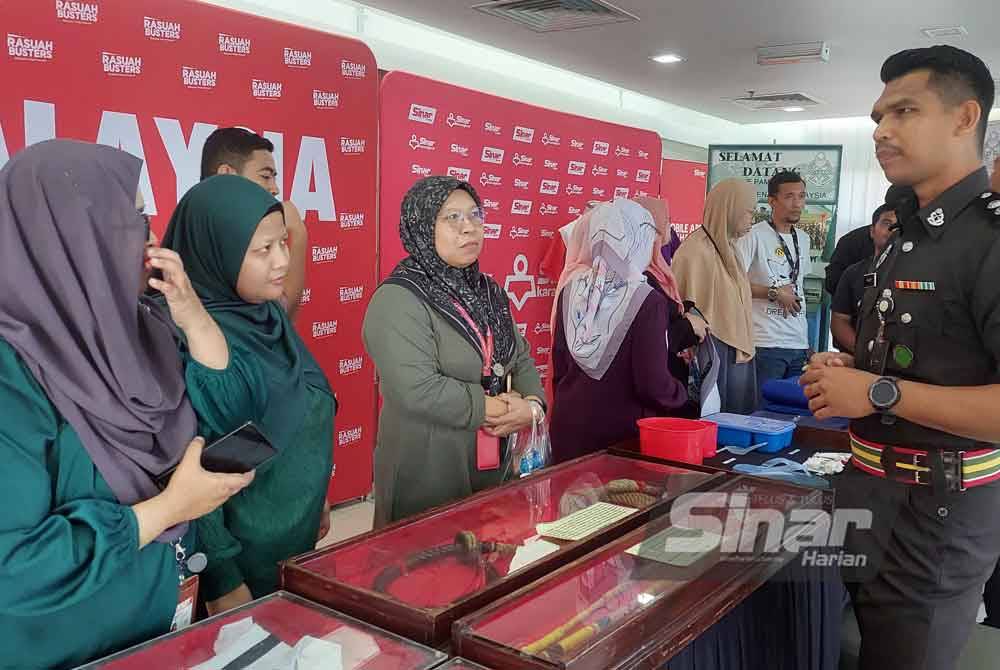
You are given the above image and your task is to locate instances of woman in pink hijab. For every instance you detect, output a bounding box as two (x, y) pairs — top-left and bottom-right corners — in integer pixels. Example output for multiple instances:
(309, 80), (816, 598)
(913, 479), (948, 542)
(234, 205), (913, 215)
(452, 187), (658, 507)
(547, 199), (702, 462)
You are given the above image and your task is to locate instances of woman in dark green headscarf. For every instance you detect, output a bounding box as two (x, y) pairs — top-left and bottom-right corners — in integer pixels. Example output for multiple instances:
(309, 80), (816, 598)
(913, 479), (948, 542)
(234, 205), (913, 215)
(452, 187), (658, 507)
(160, 174), (336, 612)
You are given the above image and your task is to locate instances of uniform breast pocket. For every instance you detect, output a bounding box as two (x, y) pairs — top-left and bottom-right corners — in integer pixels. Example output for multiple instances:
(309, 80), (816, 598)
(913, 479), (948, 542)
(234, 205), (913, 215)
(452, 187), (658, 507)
(885, 292), (942, 377)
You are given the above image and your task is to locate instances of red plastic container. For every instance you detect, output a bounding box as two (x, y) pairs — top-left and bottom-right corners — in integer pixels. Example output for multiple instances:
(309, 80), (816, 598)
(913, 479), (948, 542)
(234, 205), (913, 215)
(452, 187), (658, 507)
(636, 418), (717, 464)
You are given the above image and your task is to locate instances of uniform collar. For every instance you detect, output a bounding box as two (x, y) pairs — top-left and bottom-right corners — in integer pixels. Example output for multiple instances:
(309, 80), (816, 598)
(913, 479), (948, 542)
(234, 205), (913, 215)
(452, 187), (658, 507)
(912, 168), (990, 239)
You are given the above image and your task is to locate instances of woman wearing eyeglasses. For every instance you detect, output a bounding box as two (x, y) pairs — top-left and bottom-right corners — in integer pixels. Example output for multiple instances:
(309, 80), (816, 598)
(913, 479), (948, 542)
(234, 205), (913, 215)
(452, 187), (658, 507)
(364, 176), (545, 527)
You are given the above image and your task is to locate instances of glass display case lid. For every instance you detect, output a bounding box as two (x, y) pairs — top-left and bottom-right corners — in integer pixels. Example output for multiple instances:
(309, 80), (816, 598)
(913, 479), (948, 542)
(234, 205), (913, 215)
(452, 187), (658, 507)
(77, 592), (447, 670)
(455, 475), (826, 670)
(290, 453), (719, 612)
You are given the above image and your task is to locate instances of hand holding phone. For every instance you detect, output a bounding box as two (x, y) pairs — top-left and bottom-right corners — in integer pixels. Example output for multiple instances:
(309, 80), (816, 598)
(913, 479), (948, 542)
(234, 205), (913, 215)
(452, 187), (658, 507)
(155, 421), (276, 489)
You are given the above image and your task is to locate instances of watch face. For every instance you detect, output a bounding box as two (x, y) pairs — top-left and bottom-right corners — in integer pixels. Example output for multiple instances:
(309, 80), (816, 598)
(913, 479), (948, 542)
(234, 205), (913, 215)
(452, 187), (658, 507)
(871, 379), (897, 407)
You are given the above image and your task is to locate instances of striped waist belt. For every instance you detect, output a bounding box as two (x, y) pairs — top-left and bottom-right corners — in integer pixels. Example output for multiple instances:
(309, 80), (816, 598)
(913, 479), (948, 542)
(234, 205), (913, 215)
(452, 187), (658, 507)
(850, 432), (1000, 492)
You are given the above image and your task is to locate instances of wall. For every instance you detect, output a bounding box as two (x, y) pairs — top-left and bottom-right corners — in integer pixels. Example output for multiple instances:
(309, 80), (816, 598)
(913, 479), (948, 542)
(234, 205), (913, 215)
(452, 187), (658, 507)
(199, 0), (743, 149)
(734, 108), (1000, 239)
(203, 0), (1000, 238)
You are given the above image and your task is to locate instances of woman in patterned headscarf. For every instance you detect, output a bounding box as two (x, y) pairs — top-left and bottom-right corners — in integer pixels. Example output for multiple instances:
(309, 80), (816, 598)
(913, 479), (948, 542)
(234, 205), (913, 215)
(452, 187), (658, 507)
(364, 176), (545, 527)
(548, 199), (690, 463)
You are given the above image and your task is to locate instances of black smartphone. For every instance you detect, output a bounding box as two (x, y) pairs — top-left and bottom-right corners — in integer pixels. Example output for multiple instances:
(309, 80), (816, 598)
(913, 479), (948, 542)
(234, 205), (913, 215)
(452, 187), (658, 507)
(154, 421), (277, 489)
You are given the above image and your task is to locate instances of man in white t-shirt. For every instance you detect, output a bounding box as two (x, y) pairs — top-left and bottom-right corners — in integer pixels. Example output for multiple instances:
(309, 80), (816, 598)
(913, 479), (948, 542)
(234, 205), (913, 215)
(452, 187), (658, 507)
(736, 171), (812, 404)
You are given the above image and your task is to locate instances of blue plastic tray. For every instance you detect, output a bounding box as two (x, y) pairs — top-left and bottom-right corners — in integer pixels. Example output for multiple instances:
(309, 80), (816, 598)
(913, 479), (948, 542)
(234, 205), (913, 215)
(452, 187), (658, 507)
(703, 413), (796, 454)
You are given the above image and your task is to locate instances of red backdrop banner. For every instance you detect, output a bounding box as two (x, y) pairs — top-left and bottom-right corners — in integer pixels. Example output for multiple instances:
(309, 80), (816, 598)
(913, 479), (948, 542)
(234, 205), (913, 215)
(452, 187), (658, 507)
(379, 72), (662, 381)
(660, 158), (708, 241)
(1, 0), (379, 503)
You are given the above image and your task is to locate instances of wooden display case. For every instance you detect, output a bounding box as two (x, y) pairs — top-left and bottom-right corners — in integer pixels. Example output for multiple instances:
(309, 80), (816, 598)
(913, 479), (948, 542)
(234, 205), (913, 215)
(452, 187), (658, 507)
(77, 592), (447, 670)
(282, 452), (725, 645)
(452, 475), (826, 670)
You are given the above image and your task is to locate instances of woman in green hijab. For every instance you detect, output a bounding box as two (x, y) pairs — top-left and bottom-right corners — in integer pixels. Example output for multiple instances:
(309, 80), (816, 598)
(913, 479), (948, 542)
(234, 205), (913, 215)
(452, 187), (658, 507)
(160, 175), (336, 613)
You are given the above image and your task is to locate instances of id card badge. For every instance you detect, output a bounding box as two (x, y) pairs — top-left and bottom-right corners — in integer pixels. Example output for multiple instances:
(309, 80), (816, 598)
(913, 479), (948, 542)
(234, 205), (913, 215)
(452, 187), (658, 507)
(476, 429), (500, 471)
(170, 575), (199, 632)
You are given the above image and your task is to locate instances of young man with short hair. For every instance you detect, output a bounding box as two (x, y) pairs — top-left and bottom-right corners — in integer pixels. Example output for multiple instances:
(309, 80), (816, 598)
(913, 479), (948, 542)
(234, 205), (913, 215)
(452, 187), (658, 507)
(802, 46), (1000, 669)
(201, 127), (308, 319)
(830, 204), (896, 354)
(736, 170), (812, 399)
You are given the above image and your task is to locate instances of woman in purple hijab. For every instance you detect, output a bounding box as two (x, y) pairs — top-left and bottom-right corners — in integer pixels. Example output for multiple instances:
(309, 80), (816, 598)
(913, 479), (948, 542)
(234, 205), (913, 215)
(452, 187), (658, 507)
(0, 140), (255, 667)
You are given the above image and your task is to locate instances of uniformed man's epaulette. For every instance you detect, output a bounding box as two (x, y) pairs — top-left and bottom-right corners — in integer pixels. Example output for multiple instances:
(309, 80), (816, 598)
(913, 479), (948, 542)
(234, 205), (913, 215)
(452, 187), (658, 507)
(980, 191), (1000, 221)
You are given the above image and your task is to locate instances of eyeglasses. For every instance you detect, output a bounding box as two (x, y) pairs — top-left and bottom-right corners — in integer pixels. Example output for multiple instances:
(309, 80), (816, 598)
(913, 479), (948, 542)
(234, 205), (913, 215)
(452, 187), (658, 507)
(438, 207), (486, 232)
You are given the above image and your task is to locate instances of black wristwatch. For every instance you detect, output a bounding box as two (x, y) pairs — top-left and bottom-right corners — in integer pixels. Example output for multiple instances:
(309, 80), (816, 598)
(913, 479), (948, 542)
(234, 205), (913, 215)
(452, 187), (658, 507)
(869, 376), (901, 413)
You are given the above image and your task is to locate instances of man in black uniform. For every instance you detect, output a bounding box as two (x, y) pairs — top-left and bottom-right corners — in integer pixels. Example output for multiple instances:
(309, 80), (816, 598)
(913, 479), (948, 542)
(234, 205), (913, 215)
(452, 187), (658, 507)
(984, 159), (1000, 629)
(830, 203), (896, 353)
(824, 223), (875, 297)
(801, 46), (1000, 669)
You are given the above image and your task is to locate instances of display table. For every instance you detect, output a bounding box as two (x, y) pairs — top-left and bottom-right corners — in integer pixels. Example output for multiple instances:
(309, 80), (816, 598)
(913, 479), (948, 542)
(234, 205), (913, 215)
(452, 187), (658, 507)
(453, 475), (826, 670)
(282, 453), (723, 645)
(77, 592), (447, 669)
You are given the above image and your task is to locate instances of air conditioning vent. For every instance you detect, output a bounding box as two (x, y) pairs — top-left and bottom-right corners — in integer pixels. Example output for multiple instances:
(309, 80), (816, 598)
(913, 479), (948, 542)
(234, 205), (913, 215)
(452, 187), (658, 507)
(757, 42), (830, 66)
(729, 91), (825, 112)
(471, 0), (639, 33)
(921, 26), (969, 39)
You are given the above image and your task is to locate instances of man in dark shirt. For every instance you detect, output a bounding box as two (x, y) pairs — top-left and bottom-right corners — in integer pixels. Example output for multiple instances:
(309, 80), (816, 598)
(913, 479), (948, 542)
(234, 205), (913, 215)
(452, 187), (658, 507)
(802, 46), (1000, 669)
(830, 205), (896, 353)
(983, 158), (1000, 630)
(824, 224), (875, 296)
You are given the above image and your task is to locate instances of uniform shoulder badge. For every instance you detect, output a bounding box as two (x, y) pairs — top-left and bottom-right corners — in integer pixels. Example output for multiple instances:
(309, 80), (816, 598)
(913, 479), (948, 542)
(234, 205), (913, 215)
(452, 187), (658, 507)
(981, 191), (1000, 220)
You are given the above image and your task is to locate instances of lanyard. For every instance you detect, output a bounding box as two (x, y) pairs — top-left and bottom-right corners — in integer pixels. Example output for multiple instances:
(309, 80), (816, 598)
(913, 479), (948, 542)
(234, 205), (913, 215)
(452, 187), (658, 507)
(453, 301), (494, 376)
(769, 223), (801, 286)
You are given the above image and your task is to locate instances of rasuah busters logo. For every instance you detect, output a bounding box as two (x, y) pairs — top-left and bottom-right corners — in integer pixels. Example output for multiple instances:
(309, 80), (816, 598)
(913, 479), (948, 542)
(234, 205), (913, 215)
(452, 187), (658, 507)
(340, 137), (366, 155)
(338, 427), (363, 446)
(312, 245), (339, 264)
(144, 17), (181, 41)
(182, 66), (217, 89)
(339, 286), (364, 303)
(284, 48), (312, 68)
(56, 1), (98, 24)
(252, 79), (282, 99)
(218, 33), (251, 56)
(312, 321), (338, 339)
(7, 34), (53, 61)
(102, 52), (142, 77)
(313, 90), (340, 109)
(341, 60), (367, 78)
(339, 213), (364, 230)
(447, 167), (472, 181)
(339, 356), (363, 375)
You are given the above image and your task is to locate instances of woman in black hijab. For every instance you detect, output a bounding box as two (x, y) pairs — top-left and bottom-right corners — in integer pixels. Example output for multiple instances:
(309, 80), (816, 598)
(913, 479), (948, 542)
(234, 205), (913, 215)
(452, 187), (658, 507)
(363, 176), (545, 527)
(0, 140), (252, 667)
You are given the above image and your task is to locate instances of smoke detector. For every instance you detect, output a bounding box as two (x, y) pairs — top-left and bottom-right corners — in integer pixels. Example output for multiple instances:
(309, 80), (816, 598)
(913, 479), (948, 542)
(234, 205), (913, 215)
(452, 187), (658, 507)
(757, 42), (831, 66)
(729, 91), (825, 112)
(471, 0), (639, 33)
